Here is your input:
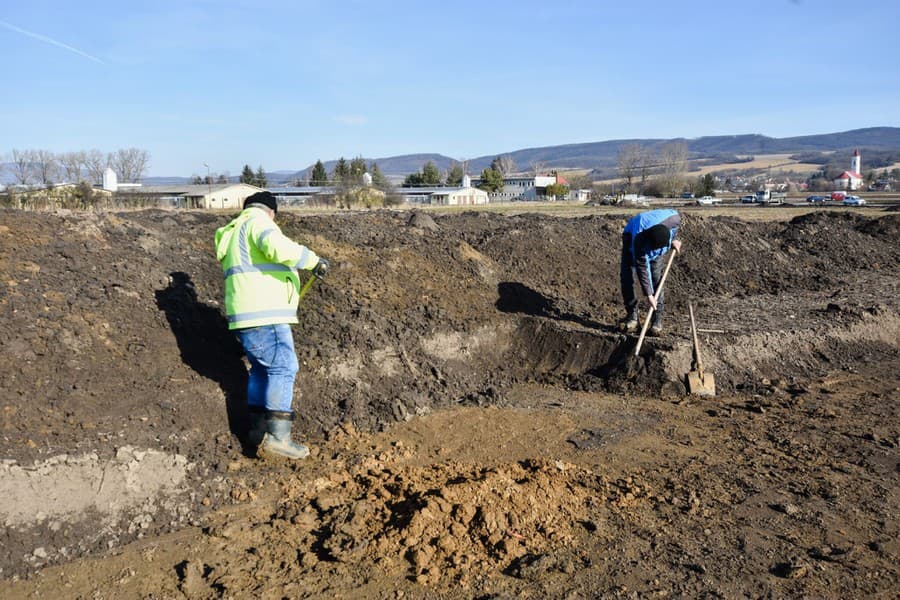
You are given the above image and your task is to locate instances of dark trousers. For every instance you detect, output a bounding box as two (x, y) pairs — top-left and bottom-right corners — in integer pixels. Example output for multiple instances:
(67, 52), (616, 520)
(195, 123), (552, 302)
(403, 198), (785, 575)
(621, 243), (665, 326)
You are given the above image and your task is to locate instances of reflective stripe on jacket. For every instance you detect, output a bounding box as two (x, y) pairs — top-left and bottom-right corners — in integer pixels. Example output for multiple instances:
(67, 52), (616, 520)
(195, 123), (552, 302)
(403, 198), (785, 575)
(215, 206), (320, 330)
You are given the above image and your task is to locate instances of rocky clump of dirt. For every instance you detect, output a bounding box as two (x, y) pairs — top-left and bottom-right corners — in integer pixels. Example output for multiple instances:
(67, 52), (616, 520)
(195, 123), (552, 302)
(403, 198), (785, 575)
(167, 430), (657, 597)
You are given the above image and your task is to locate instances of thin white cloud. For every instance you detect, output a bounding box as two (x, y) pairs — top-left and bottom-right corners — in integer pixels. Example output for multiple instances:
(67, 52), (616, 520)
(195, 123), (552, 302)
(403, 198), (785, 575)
(0, 20), (104, 65)
(334, 114), (368, 126)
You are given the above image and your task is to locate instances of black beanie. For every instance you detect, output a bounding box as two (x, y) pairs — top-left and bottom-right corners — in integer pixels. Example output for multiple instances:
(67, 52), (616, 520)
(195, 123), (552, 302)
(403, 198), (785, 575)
(244, 191), (277, 213)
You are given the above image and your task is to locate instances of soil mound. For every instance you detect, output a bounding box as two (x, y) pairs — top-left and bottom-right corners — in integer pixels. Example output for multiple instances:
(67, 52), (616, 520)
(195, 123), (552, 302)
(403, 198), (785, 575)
(1, 207), (898, 590)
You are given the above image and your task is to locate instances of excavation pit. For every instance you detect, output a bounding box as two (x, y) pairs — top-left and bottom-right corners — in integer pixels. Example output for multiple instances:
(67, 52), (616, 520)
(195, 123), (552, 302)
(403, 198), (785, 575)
(1, 207), (898, 597)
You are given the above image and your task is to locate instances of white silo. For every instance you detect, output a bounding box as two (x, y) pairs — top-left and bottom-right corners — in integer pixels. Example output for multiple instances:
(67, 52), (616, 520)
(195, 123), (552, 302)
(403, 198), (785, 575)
(102, 168), (118, 192)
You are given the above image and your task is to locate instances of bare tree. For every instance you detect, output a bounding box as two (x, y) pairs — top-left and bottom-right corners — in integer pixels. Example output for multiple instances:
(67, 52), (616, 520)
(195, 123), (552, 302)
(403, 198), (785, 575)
(12, 148), (37, 185)
(657, 141), (688, 198)
(495, 155), (516, 175)
(10, 149), (36, 185)
(33, 150), (60, 186)
(617, 144), (643, 192)
(529, 160), (547, 177)
(84, 149), (108, 184)
(59, 151), (87, 183)
(566, 172), (594, 191)
(639, 147), (656, 194)
(109, 148), (150, 183)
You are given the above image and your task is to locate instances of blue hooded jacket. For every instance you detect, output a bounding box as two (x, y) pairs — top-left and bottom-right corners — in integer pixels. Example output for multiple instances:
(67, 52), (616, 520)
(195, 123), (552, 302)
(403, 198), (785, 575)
(622, 209), (681, 296)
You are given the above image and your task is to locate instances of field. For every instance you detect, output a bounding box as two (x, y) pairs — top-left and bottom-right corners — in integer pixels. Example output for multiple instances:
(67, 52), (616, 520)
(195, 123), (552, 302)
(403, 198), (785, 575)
(587, 152), (830, 186)
(0, 204), (898, 599)
(689, 153), (827, 176)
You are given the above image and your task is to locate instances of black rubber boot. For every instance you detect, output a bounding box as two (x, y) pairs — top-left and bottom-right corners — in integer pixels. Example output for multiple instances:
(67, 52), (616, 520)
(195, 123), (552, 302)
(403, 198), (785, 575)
(649, 315), (663, 336)
(623, 311), (639, 332)
(258, 411), (310, 460)
(246, 406), (267, 452)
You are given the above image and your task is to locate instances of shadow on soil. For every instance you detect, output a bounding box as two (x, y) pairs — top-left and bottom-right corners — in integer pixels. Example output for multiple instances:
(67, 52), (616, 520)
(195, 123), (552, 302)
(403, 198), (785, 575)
(155, 271), (250, 449)
(496, 282), (665, 392)
(496, 281), (614, 333)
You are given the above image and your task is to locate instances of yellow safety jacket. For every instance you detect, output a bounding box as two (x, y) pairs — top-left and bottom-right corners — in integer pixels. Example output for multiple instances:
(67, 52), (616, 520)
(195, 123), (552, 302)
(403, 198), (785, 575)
(215, 206), (320, 330)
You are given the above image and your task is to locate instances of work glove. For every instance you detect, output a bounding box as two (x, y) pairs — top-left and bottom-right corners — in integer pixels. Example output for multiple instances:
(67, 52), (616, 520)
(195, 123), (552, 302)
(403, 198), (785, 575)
(312, 257), (330, 278)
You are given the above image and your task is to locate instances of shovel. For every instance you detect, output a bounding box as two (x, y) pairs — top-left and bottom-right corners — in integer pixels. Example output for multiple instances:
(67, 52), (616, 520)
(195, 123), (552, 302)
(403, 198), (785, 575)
(297, 273), (317, 303)
(686, 302), (716, 396)
(633, 249), (677, 356)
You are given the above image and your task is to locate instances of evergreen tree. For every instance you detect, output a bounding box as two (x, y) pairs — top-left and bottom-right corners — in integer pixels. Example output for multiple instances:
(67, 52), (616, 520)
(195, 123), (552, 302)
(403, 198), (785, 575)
(369, 162), (389, 189)
(311, 160), (328, 186)
(697, 173), (715, 197)
(349, 156), (367, 184)
(332, 157), (349, 183)
(404, 172), (425, 186)
(478, 167), (504, 193)
(255, 166), (268, 188)
(422, 161), (441, 185)
(446, 163), (464, 186)
(240, 164), (255, 184)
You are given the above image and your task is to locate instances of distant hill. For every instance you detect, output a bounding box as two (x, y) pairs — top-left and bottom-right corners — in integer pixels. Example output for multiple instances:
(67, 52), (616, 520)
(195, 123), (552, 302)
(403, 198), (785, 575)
(298, 127), (900, 179)
(3, 128), (898, 186)
(463, 127), (900, 175)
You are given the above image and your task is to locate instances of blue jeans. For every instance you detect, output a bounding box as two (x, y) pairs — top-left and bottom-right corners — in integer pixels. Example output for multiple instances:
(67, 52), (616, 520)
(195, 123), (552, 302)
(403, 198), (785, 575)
(235, 324), (299, 412)
(621, 242), (665, 327)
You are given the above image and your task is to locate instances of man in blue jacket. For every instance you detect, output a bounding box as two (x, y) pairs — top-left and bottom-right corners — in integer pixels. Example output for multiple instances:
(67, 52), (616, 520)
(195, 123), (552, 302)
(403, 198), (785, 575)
(620, 209), (682, 335)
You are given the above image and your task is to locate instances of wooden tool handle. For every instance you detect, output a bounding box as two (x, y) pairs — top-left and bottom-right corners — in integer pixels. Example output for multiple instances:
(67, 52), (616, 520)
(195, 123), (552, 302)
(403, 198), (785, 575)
(689, 302), (704, 373)
(633, 249), (677, 356)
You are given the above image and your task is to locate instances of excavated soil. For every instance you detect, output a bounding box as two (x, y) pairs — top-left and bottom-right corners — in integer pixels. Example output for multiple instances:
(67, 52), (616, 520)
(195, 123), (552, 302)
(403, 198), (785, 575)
(0, 206), (898, 599)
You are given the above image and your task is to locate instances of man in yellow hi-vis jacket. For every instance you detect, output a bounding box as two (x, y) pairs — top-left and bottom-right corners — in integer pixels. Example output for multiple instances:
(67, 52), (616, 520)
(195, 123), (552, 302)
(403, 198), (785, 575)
(215, 191), (329, 460)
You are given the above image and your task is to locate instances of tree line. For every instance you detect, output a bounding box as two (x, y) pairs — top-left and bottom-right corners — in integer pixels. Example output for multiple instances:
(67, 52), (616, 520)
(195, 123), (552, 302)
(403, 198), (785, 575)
(2, 148), (151, 187)
(400, 156), (512, 192)
(300, 156), (391, 190)
(616, 142), (690, 198)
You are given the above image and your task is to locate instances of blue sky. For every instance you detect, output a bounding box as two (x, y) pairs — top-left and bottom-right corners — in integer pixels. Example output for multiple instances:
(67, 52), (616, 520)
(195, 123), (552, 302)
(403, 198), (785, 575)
(2, 0), (898, 177)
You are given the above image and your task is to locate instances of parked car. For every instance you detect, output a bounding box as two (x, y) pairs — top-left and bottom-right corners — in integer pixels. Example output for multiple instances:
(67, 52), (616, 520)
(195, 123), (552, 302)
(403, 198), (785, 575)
(806, 195), (826, 203)
(696, 196), (721, 205)
(622, 194), (649, 207)
(843, 195), (866, 206)
(681, 192), (695, 199)
(740, 195), (757, 204)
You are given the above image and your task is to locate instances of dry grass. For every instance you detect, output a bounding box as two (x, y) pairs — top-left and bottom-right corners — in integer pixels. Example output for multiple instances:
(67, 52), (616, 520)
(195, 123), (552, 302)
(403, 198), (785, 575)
(691, 153), (824, 176)
(592, 153), (827, 184)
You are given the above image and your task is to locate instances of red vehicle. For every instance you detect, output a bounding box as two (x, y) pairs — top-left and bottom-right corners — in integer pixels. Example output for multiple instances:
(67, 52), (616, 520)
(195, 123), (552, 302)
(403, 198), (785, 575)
(831, 191), (847, 201)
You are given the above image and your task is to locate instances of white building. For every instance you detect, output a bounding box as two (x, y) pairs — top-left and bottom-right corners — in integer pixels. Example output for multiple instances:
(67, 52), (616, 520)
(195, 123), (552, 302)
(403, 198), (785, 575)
(473, 173), (571, 201)
(117, 183), (264, 209)
(833, 149), (864, 191)
(430, 186), (489, 206)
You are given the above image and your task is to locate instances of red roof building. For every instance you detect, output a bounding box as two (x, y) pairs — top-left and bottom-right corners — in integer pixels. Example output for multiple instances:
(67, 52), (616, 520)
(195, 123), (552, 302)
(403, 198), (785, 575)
(833, 149), (864, 191)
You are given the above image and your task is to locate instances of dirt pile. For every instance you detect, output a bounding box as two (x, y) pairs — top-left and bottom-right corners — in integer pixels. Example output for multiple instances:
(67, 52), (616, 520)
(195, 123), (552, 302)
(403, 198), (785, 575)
(1, 206), (898, 596)
(176, 450), (656, 597)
